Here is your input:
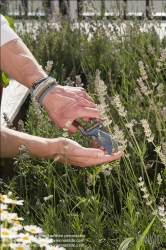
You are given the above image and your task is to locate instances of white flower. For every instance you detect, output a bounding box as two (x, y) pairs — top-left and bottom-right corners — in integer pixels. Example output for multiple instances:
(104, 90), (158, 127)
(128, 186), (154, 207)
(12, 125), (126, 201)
(0, 225), (17, 239)
(65, 121), (72, 127)
(24, 225), (43, 234)
(1, 211), (18, 223)
(125, 122), (134, 129)
(140, 119), (154, 142)
(44, 195), (53, 201)
(46, 246), (66, 250)
(37, 237), (53, 247)
(0, 210), (8, 221)
(147, 135), (154, 142)
(62, 132), (69, 137)
(0, 194), (12, 203)
(12, 223), (23, 232)
(0, 204), (8, 213)
(140, 187), (147, 192)
(157, 173), (162, 185)
(16, 233), (36, 244)
(112, 95), (127, 117)
(12, 214), (24, 221)
(155, 146), (161, 154)
(10, 199), (24, 206)
(143, 193), (150, 199)
(86, 174), (93, 187)
(10, 243), (30, 250)
(152, 210), (158, 215)
(158, 205), (165, 216)
(7, 191), (12, 197)
(137, 181), (144, 187)
(146, 200), (153, 206)
(159, 212), (166, 217)
(160, 218), (166, 223)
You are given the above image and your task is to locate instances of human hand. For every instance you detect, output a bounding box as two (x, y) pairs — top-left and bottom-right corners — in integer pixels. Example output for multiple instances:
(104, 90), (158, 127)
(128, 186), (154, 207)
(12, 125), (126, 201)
(48, 137), (122, 167)
(42, 85), (101, 133)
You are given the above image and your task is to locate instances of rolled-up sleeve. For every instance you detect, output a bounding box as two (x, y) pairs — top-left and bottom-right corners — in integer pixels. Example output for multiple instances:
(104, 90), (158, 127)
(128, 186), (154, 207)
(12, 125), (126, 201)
(0, 14), (20, 47)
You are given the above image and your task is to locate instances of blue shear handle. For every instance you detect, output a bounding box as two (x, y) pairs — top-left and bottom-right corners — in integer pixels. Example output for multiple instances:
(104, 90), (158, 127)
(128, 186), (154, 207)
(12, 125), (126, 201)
(97, 131), (118, 155)
(78, 127), (118, 155)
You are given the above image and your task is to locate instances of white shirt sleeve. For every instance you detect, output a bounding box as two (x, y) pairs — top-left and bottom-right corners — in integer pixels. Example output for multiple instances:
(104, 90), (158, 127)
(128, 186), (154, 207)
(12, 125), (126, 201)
(0, 14), (20, 47)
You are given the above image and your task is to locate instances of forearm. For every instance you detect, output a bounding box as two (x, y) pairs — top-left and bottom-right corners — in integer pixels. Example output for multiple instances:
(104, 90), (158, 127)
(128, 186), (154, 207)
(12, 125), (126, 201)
(0, 127), (55, 158)
(0, 39), (47, 89)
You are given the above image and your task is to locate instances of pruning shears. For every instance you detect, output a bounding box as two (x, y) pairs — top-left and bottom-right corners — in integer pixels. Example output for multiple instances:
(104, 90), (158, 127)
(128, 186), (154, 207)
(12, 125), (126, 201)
(78, 120), (118, 155)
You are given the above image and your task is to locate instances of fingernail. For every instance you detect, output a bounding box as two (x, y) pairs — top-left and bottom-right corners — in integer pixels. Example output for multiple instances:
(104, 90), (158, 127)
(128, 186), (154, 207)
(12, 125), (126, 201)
(98, 151), (104, 158)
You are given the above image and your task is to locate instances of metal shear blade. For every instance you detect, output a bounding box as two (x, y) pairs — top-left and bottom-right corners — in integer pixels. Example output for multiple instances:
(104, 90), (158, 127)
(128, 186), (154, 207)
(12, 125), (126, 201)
(78, 121), (118, 155)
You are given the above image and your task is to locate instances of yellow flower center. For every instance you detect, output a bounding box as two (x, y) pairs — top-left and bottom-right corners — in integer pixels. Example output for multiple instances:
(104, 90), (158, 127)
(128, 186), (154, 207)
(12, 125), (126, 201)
(30, 228), (36, 233)
(16, 247), (24, 250)
(2, 231), (9, 236)
(12, 200), (17, 203)
(14, 220), (20, 225)
(0, 209), (4, 213)
(0, 195), (5, 201)
(23, 236), (29, 240)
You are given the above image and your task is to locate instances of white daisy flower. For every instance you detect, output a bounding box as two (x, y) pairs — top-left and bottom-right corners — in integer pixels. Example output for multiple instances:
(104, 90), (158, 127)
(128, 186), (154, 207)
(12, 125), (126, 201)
(12, 222), (23, 232)
(24, 225), (43, 234)
(0, 225), (17, 239)
(13, 214), (24, 221)
(1, 211), (18, 223)
(0, 194), (12, 203)
(37, 237), (53, 247)
(10, 243), (30, 250)
(10, 199), (24, 206)
(0, 210), (8, 221)
(0, 204), (8, 213)
(16, 233), (36, 244)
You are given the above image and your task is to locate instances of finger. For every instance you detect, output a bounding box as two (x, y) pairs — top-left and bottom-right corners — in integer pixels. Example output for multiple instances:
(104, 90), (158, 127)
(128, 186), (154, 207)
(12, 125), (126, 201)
(77, 92), (95, 103)
(67, 124), (79, 134)
(57, 150), (122, 166)
(75, 96), (97, 109)
(72, 120), (82, 127)
(78, 87), (86, 91)
(70, 146), (108, 159)
(82, 117), (91, 121)
(91, 140), (98, 148)
(63, 86), (94, 103)
(69, 151), (122, 167)
(75, 106), (101, 120)
(87, 151), (122, 166)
